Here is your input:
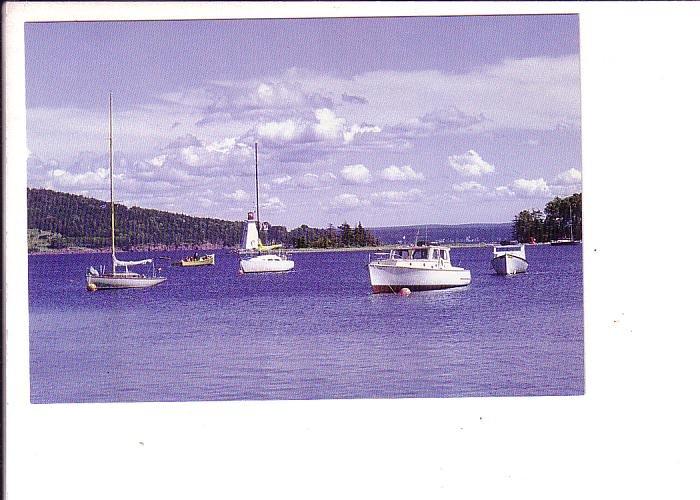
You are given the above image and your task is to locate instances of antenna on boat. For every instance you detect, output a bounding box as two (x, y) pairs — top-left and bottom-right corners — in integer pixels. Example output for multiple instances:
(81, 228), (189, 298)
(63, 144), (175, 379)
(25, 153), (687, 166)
(109, 93), (116, 275)
(254, 142), (260, 232)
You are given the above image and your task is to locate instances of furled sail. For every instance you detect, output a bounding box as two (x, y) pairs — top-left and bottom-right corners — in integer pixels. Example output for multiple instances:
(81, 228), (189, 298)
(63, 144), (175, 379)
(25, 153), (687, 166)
(113, 256), (153, 267)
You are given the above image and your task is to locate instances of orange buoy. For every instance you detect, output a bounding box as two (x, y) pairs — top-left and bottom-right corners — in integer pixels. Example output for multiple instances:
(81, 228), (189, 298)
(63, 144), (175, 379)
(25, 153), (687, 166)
(87, 283), (98, 292)
(399, 287), (411, 296)
(238, 269), (244, 276)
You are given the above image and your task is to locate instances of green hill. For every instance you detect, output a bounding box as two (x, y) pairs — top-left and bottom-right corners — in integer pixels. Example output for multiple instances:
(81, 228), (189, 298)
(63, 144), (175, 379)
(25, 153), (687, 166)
(26, 188), (380, 252)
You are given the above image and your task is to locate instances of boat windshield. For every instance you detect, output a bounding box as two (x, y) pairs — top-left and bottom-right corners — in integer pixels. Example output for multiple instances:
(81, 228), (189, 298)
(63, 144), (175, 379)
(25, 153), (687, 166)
(390, 247), (447, 260)
(495, 246), (521, 252)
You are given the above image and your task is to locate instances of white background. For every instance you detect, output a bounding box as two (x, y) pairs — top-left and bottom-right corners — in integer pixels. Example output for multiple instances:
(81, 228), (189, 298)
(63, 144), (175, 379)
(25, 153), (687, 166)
(4, 2), (699, 499)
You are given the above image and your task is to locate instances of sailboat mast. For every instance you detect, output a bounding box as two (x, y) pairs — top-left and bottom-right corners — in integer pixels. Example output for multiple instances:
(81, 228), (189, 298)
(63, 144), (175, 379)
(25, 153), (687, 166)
(254, 142), (260, 230)
(569, 203), (574, 241)
(109, 93), (116, 274)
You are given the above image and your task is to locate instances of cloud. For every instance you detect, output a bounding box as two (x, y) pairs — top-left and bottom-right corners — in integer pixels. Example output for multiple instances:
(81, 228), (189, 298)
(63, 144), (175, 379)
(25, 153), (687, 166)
(47, 167), (111, 189)
(330, 192), (367, 209)
(343, 123), (381, 143)
(554, 168), (582, 185)
(223, 189), (250, 202)
(449, 150), (496, 176)
(260, 196), (285, 211)
(380, 165), (425, 182)
(340, 164), (371, 184)
(313, 108), (346, 141)
(494, 185), (515, 196)
(452, 181), (487, 192)
(296, 172), (337, 189)
(256, 108), (380, 146)
(257, 119), (310, 143)
(513, 178), (551, 197)
(370, 188), (423, 206)
(165, 133), (202, 149)
(549, 168), (582, 196)
(342, 93), (368, 105)
(28, 54), (579, 167)
(383, 107), (487, 139)
(272, 174), (293, 185)
(148, 134), (254, 174)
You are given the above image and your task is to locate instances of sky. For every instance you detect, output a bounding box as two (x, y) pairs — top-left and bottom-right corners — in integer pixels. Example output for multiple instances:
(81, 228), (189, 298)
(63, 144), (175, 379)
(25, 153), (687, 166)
(25, 15), (581, 228)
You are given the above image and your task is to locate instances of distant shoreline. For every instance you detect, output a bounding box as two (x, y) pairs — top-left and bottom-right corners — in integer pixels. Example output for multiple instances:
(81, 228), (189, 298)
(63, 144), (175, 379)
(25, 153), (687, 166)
(28, 241), (510, 256)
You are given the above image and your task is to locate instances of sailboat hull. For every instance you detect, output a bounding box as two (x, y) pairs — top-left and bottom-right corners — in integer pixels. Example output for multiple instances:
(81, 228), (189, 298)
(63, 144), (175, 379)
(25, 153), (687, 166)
(87, 274), (166, 289)
(239, 255), (294, 273)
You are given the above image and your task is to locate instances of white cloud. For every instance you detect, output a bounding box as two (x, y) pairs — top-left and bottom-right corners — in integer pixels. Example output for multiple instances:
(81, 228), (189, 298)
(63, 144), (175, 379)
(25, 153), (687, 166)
(257, 119), (309, 143)
(343, 123), (381, 143)
(296, 172), (337, 189)
(330, 193), (367, 208)
(313, 108), (346, 141)
(513, 178), (551, 197)
(371, 188), (423, 206)
(256, 109), (380, 147)
(272, 175), (293, 185)
(380, 164), (424, 182)
(452, 181), (487, 192)
(44, 167), (111, 190)
(148, 154), (167, 167)
(554, 168), (582, 185)
(260, 196), (285, 211)
(148, 135), (254, 173)
(340, 164), (371, 184)
(223, 189), (249, 202)
(494, 185), (515, 196)
(449, 150), (495, 176)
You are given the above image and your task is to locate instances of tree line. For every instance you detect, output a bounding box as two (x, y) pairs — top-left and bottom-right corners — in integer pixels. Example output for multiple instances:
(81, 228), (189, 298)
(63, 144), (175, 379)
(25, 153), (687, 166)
(26, 188), (381, 251)
(512, 193), (582, 243)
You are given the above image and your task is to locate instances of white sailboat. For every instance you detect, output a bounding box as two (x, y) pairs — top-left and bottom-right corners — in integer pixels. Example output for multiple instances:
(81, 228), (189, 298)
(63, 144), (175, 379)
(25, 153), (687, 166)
(550, 204), (580, 246)
(86, 94), (166, 291)
(239, 143), (294, 274)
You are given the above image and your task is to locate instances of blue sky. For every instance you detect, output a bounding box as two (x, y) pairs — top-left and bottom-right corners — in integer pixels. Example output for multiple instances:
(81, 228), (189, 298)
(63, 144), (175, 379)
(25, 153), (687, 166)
(25, 15), (581, 227)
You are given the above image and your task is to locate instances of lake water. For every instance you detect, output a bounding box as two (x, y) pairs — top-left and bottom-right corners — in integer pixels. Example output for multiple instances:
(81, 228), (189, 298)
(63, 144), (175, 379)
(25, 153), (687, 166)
(29, 244), (584, 403)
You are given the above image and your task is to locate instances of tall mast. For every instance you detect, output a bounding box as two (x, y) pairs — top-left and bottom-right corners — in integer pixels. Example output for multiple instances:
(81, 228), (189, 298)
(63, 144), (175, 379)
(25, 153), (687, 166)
(569, 203), (574, 241)
(254, 142), (260, 230)
(109, 93), (116, 274)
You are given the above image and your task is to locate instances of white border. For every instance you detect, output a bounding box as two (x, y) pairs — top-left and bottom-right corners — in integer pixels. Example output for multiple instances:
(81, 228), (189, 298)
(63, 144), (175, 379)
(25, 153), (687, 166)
(5, 2), (700, 498)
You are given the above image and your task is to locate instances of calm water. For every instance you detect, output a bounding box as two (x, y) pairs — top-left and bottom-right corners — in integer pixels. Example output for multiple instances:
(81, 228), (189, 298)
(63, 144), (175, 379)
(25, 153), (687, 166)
(29, 245), (584, 403)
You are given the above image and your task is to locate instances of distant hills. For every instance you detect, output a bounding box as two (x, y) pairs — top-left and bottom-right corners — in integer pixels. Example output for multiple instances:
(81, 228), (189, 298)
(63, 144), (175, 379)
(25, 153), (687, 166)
(26, 188), (379, 252)
(26, 188), (514, 252)
(368, 223), (512, 246)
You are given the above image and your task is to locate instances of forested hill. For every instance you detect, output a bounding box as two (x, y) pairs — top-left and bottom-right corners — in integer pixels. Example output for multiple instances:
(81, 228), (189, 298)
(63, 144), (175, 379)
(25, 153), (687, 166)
(26, 188), (381, 252)
(27, 188), (248, 250)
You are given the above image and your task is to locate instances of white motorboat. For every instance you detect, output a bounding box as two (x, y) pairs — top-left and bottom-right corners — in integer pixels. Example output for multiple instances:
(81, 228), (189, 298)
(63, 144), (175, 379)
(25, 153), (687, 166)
(86, 95), (166, 291)
(368, 244), (471, 293)
(491, 244), (528, 275)
(238, 143), (294, 274)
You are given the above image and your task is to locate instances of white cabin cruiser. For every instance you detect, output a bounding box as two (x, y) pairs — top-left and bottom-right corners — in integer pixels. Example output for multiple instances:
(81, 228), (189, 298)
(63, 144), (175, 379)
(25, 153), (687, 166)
(491, 244), (528, 275)
(368, 244), (471, 293)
